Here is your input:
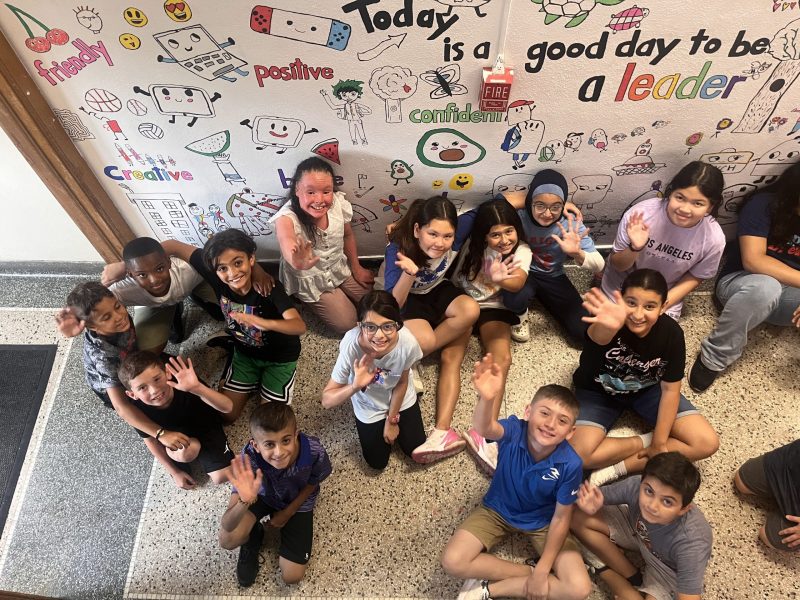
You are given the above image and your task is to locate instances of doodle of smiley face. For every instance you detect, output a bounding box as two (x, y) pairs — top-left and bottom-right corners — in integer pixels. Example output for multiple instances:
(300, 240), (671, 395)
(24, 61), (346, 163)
(449, 173), (474, 190)
(119, 33), (141, 50)
(123, 7), (148, 27)
(164, 1), (192, 22)
(431, 180), (444, 190)
(416, 128), (486, 169)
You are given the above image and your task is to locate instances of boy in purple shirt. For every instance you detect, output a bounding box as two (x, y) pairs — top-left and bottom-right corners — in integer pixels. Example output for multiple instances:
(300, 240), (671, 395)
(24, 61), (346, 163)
(219, 403), (332, 587)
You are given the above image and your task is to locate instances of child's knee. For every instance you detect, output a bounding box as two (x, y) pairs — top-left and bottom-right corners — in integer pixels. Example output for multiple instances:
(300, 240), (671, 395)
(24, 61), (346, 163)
(733, 469), (754, 495)
(169, 438), (201, 463)
(758, 524), (775, 549)
(279, 559), (307, 584)
(695, 429), (720, 458)
(219, 530), (243, 551)
(440, 543), (470, 577)
(209, 466), (231, 484)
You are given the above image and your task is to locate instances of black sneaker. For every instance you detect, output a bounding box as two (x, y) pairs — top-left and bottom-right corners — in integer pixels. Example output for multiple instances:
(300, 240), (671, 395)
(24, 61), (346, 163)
(689, 355), (720, 393)
(237, 522), (263, 587)
(168, 302), (185, 344)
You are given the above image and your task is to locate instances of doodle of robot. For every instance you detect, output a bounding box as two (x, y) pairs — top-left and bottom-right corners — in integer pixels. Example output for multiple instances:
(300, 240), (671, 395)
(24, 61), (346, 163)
(571, 174), (613, 209)
(750, 136), (800, 184)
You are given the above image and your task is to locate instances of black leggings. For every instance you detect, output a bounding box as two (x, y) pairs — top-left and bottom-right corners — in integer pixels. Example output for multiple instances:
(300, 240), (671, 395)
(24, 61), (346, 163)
(354, 401), (426, 470)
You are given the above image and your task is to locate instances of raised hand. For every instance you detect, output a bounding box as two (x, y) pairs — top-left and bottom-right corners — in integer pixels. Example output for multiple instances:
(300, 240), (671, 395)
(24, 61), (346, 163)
(551, 213), (589, 258)
(576, 481), (604, 515)
(581, 288), (628, 331)
(353, 354), (376, 390)
(488, 254), (522, 284)
(230, 453), (263, 505)
(55, 307), (85, 337)
(165, 355), (200, 393)
(395, 251), (419, 277)
(626, 210), (650, 251)
(289, 239), (320, 271)
(471, 353), (503, 403)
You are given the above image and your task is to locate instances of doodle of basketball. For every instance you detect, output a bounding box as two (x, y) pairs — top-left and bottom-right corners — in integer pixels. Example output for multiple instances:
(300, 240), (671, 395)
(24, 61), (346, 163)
(84, 88), (122, 112)
(127, 98), (148, 116)
(138, 122), (164, 139)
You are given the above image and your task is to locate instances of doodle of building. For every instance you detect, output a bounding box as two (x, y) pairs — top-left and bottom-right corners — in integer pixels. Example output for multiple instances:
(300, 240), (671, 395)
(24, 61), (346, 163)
(126, 192), (203, 245)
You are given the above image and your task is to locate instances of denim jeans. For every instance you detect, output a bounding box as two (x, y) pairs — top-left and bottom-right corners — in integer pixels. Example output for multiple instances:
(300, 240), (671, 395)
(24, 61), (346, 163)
(700, 270), (800, 370)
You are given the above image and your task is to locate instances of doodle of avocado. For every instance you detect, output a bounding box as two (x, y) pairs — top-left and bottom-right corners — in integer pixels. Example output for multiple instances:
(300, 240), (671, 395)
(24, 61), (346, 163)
(416, 128), (486, 169)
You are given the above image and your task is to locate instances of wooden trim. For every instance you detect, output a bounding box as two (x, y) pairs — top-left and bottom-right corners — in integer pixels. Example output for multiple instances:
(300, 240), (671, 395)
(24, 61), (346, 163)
(0, 30), (133, 262)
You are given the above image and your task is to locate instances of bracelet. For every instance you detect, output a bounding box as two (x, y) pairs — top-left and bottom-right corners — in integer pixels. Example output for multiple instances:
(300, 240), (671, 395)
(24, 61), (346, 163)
(155, 428), (165, 441)
(388, 413), (400, 425)
(628, 239), (648, 252)
(237, 495), (257, 507)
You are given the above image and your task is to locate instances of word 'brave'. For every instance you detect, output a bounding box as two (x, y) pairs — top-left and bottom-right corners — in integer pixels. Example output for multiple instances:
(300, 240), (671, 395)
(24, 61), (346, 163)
(342, 0), (458, 41)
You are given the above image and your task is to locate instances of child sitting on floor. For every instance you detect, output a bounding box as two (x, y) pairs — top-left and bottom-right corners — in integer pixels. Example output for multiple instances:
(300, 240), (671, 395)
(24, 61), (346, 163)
(118, 351), (234, 490)
(441, 354), (591, 600)
(571, 451), (712, 600)
(219, 403), (332, 587)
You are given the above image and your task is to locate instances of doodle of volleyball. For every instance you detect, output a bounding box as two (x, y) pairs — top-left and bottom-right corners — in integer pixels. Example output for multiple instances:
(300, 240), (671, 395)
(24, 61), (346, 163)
(84, 88), (122, 112)
(138, 122), (164, 139)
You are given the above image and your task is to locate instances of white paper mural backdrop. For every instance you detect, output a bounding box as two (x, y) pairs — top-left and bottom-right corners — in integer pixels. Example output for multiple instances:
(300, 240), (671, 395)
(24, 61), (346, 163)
(3, 0), (800, 256)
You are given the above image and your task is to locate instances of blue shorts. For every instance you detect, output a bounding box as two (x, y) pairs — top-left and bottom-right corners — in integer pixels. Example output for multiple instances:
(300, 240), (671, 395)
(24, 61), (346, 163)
(575, 384), (698, 433)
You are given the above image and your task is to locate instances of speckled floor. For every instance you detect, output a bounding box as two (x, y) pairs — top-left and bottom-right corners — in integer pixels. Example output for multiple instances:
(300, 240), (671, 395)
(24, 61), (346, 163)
(0, 265), (797, 599)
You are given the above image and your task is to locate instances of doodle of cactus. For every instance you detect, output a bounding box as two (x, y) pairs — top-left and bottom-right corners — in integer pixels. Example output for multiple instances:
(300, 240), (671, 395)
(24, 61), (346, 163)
(736, 19), (800, 133)
(368, 66), (418, 123)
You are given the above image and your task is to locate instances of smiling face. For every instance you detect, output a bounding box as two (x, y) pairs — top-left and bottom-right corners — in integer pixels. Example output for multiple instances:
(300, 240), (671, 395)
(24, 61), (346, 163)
(486, 223), (518, 255)
(638, 476), (690, 525)
(524, 397), (576, 454)
(87, 296), (131, 336)
(417, 128), (486, 169)
(295, 170), (335, 222)
(622, 286), (664, 338)
(358, 310), (400, 357)
(214, 249), (254, 294)
(75, 8), (102, 32)
(156, 26), (219, 60)
(530, 192), (564, 228)
(414, 218), (456, 259)
(127, 252), (172, 297)
(164, 0), (192, 22)
(666, 185), (712, 228)
(123, 7), (148, 27)
(449, 173), (474, 190)
(119, 33), (141, 49)
(252, 424), (300, 470)
(125, 364), (174, 408)
(151, 85), (214, 116)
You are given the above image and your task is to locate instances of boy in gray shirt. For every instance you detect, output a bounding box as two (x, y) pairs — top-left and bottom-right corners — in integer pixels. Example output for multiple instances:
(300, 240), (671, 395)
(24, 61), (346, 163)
(571, 452), (711, 600)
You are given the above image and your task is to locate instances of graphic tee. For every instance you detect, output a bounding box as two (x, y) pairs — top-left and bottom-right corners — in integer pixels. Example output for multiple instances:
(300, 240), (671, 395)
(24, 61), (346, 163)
(130, 388), (224, 438)
(720, 192), (800, 278)
(601, 475), (712, 597)
(573, 314), (685, 395)
(82, 316), (137, 392)
(331, 326), (423, 423)
(453, 242), (532, 309)
(516, 207), (596, 277)
(602, 197), (725, 311)
(189, 249), (300, 362)
(109, 257), (204, 307)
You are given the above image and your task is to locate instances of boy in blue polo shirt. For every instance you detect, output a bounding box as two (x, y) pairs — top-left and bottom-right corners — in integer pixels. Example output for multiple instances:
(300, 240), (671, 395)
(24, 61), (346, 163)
(441, 354), (591, 600)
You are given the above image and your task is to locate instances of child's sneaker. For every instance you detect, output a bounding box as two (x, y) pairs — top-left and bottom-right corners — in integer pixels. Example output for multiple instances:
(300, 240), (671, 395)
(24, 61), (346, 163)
(589, 463), (624, 487)
(457, 578), (491, 600)
(411, 427), (465, 463)
(463, 428), (497, 475)
(511, 310), (530, 343)
(236, 521), (263, 587)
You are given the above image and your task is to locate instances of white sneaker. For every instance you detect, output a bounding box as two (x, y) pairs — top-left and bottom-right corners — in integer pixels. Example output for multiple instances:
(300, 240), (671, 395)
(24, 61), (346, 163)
(462, 428), (497, 475)
(412, 362), (424, 395)
(511, 310), (530, 343)
(411, 427), (465, 464)
(589, 463), (623, 487)
(457, 578), (491, 600)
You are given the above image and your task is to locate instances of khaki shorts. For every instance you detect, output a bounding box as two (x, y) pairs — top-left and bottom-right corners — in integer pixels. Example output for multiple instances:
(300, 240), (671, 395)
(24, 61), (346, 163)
(459, 505), (580, 555)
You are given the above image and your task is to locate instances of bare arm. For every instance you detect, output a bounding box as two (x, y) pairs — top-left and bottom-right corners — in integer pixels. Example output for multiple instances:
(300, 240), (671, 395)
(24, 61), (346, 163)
(269, 483), (317, 528)
(165, 356), (233, 414)
(740, 235), (800, 288)
(528, 502), (574, 596)
(582, 288), (627, 346)
(143, 437), (196, 489)
(321, 354), (375, 409)
(499, 190), (526, 210)
(391, 270), (415, 308)
(651, 380), (681, 453)
(664, 273), (703, 312)
(343, 222), (374, 284)
(471, 354), (505, 441)
(162, 239), (199, 263)
(229, 307), (306, 336)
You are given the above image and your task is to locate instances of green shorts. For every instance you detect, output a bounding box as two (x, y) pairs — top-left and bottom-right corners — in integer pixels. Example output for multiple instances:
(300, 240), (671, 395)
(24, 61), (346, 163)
(222, 349), (297, 403)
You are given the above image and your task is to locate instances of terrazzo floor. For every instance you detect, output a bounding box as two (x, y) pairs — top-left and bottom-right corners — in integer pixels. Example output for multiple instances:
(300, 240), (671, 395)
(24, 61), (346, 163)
(0, 264), (798, 599)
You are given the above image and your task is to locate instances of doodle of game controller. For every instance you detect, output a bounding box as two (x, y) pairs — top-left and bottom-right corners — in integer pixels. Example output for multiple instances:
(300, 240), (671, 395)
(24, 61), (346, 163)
(250, 6), (350, 51)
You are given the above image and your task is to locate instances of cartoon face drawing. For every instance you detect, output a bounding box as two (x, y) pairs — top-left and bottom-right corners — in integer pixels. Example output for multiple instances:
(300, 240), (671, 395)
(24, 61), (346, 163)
(156, 26), (220, 59)
(540, 139), (565, 163)
(515, 120), (546, 153)
(253, 116), (305, 148)
(751, 136), (800, 178)
(449, 173), (474, 190)
(432, 179), (445, 190)
(119, 33), (141, 49)
(565, 132), (583, 151)
(74, 6), (102, 33)
(148, 85), (215, 117)
(164, 0), (192, 22)
(571, 175), (613, 209)
(416, 129), (486, 168)
(492, 173), (534, 197)
(505, 100), (535, 126)
(699, 148), (754, 174)
(123, 7), (148, 27)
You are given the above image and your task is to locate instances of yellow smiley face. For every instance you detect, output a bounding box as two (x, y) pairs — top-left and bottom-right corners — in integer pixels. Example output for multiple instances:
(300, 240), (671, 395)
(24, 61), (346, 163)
(449, 173), (474, 191)
(119, 33), (141, 49)
(164, 0), (192, 22)
(123, 7), (148, 27)
(431, 180), (444, 190)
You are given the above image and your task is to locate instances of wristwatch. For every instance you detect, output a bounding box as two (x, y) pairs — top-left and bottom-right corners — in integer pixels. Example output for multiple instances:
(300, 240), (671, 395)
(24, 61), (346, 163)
(628, 239), (648, 252)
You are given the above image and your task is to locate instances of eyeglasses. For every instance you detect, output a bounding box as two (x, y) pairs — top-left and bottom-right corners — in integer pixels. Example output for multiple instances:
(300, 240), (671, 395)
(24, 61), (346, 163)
(533, 202), (564, 214)
(359, 321), (400, 334)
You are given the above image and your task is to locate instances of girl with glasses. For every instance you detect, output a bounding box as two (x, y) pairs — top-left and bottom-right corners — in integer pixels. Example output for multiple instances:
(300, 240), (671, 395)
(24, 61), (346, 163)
(321, 291), (426, 470)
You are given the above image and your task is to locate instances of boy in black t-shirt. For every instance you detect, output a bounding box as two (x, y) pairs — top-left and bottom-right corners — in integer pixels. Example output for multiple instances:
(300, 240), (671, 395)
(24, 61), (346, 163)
(163, 230), (306, 422)
(118, 351), (234, 489)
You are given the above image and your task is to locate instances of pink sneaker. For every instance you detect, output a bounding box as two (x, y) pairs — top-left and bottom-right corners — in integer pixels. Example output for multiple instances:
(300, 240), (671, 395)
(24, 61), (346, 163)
(463, 428), (497, 476)
(411, 427), (466, 464)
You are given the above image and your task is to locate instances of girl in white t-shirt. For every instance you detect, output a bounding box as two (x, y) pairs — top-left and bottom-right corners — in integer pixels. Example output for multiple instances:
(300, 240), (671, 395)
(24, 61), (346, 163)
(321, 290), (426, 470)
(271, 157), (374, 333)
(453, 198), (531, 474)
(602, 161), (726, 319)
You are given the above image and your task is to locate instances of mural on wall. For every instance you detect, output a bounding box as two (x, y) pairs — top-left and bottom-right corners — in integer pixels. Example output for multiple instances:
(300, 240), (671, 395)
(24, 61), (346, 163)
(3, 0), (800, 256)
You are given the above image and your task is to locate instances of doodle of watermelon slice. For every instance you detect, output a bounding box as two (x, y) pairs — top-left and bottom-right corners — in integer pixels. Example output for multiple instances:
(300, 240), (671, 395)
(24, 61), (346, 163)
(311, 138), (340, 165)
(185, 130), (231, 156)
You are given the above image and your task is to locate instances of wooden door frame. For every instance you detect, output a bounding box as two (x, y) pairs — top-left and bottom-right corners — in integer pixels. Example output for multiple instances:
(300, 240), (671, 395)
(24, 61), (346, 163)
(0, 30), (133, 262)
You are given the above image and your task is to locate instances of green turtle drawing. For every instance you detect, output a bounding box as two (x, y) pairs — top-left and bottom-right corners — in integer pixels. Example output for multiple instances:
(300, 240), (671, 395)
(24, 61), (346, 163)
(531, 0), (625, 28)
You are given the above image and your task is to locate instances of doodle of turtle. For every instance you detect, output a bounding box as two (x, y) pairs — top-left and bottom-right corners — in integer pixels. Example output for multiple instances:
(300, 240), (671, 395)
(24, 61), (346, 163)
(606, 5), (649, 32)
(388, 159), (414, 185)
(531, 0), (624, 28)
